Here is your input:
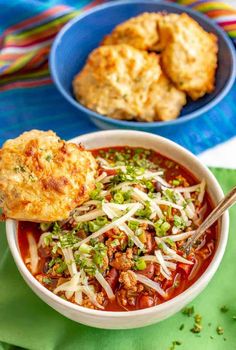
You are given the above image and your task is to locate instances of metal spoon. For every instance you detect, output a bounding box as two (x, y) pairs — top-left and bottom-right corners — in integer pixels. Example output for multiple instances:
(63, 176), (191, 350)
(183, 186), (236, 255)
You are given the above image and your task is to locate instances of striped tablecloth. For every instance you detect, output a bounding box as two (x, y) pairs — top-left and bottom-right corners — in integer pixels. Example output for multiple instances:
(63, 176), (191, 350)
(0, 0), (236, 154)
(0, 3), (236, 350)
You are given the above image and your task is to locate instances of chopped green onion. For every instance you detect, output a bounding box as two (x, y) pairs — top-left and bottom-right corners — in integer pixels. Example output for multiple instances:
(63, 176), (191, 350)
(142, 179), (155, 192)
(40, 222), (51, 232)
(195, 314), (202, 324)
(90, 183), (103, 200)
(43, 234), (52, 246)
(168, 341), (182, 350)
(216, 326), (224, 335)
(52, 222), (61, 235)
(220, 305), (229, 313)
(75, 256), (96, 276)
(190, 314), (202, 334)
(182, 306), (194, 317)
(164, 188), (177, 202)
(111, 239), (120, 247)
(123, 190), (132, 201)
(162, 221), (171, 232)
(174, 215), (186, 229)
(135, 258), (146, 270)
(95, 216), (108, 227)
(55, 261), (67, 274)
(135, 228), (145, 236)
(93, 253), (103, 267)
(92, 242), (107, 267)
(48, 258), (56, 268)
(136, 202), (152, 219)
(89, 238), (98, 247)
(191, 324), (202, 334)
(52, 244), (58, 254)
(59, 233), (79, 248)
(167, 206), (172, 218)
(128, 237), (134, 247)
(113, 192), (124, 204)
(172, 179), (180, 186)
(42, 277), (52, 285)
(88, 221), (100, 233)
(79, 243), (92, 254)
(134, 148), (143, 155)
(165, 238), (175, 248)
(128, 220), (139, 231)
(49, 257), (64, 269)
(154, 219), (171, 237)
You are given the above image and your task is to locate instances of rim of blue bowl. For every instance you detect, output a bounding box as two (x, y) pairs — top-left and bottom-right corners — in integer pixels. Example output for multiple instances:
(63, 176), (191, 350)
(50, 0), (236, 129)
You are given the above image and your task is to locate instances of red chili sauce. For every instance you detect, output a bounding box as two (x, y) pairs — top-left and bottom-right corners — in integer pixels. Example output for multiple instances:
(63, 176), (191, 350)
(18, 147), (217, 311)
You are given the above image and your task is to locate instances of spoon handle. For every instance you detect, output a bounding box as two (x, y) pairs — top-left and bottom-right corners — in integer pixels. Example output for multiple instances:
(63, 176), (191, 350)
(184, 186), (236, 253)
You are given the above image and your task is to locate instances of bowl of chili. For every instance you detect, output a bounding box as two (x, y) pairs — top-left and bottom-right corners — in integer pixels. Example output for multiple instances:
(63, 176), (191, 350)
(6, 130), (229, 329)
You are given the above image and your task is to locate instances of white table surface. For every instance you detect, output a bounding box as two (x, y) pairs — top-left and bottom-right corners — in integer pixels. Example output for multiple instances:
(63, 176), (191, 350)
(199, 136), (236, 168)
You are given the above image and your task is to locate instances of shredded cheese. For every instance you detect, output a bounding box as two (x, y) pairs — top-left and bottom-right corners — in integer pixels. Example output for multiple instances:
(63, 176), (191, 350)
(136, 273), (167, 298)
(95, 271), (115, 300)
(33, 146), (208, 311)
(141, 254), (177, 271)
(102, 203), (144, 249)
(132, 187), (163, 219)
(155, 250), (171, 280)
(156, 237), (193, 265)
(27, 233), (39, 274)
(61, 247), (77, 277)
(54, 273), (81, 294)
(161, 230), (195, 242)
(74, 203), (143, 247)
(74, 208), (105, 222)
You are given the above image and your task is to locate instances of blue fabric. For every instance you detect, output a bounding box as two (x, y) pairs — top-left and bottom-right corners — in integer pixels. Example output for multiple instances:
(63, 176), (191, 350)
(1, 83), (236, 154)
(0, 0), (236, 154)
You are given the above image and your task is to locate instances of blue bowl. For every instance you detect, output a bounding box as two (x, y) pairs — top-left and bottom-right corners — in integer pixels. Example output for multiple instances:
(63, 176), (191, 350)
(50, 0), (236, 133)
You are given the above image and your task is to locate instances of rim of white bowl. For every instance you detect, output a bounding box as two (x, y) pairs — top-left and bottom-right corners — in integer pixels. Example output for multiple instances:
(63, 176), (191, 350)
(6, 130), (229, 318)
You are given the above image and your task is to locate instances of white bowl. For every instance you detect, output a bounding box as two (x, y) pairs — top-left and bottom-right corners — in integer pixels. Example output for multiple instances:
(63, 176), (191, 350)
(6, 130), (229, 329)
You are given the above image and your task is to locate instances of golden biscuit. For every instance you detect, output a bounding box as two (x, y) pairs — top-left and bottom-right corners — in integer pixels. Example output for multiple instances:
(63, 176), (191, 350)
(73, 44), (161, 120)
(0, 130), (97, 222)
(159, 13), (218, 100)
(102, 12), (162, 51)
(142, 73), (187, 122)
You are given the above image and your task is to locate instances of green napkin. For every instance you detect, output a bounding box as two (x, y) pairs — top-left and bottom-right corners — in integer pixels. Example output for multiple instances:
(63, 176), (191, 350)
(0, 168), (235, 350)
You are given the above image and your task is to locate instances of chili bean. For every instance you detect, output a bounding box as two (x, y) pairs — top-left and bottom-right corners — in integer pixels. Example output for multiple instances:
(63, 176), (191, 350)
(146, 233), (155, 253)
(38, 246), (51, 258)
(43, 260), (49, 274)
(105, 268), (119, 291)
(155, 181), (162, 193)
(146, 224), (155, 232)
